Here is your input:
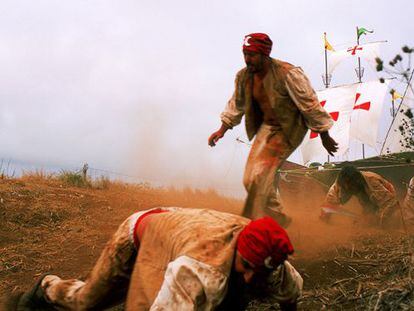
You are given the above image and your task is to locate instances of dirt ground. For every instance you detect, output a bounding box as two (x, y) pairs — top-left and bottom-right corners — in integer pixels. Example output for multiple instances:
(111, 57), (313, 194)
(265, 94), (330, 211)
(0, 175), (413, 310)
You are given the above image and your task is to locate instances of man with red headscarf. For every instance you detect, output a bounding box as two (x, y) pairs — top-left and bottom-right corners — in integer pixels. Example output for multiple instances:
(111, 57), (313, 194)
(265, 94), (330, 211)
(10, 207), (302, 311)
(208, 33), (338, 226)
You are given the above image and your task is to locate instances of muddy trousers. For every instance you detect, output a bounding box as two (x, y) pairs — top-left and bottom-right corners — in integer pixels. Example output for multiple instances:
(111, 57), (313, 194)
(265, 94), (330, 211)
(39, 212), (145, 310)
(242, 125), (295, 221)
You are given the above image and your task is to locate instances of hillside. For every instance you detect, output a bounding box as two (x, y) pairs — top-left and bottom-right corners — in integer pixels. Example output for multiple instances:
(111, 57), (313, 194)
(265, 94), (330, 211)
(0, 173), (412, 310)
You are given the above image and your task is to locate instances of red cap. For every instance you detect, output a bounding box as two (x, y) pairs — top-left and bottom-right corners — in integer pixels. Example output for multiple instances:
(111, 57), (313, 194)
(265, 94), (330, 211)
(243, 33), (273, 56)
(237, 217), (294, 269)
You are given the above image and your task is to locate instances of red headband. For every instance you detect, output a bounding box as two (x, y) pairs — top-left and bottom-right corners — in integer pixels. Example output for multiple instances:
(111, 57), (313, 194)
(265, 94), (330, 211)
(237, 217), (294, 269)
(243, 33), (273, 56)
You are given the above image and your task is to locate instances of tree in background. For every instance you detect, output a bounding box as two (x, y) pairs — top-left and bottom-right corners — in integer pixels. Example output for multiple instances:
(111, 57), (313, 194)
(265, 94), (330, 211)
(376, 46), (414, 151)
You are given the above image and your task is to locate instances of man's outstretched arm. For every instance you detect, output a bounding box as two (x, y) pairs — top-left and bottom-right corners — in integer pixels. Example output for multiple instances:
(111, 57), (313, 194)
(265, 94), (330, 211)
(208, 123), (230, 147)
(285, 67), (338, 156)
(209, 71), (245, 147)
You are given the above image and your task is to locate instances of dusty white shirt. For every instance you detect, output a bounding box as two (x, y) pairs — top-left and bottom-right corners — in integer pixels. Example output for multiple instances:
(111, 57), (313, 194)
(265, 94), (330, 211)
(150, 257), (303, 310)
(150, 256), (228, 310)
(220, 66), (333, 133)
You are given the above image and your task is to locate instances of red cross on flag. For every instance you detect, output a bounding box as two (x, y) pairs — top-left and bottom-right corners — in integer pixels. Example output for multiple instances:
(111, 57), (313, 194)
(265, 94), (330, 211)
(309, 101), (339, 139)
(300, 84), (357, 165)
(350, 80), (389, 147)
(347, 45), (363, 55)
(327, 42), (382, 74)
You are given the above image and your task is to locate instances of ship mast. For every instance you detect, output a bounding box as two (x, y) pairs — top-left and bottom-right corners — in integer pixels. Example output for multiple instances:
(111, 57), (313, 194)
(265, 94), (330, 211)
(356, 26), (366, 159)
(322, 32), (332, 163)
(322, 32), (332, 89)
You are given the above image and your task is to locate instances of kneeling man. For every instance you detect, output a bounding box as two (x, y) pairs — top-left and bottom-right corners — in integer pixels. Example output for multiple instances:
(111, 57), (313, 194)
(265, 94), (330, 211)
(12, 207), (302, 310)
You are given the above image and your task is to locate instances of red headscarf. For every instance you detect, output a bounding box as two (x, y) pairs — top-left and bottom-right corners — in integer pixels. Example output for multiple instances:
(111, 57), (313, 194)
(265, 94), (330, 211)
(237, 217), (294, 269)
(242, 33), (273, 56)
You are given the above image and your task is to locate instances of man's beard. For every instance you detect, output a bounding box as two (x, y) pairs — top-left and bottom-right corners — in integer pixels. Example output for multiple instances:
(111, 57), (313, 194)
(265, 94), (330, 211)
(247, 63), (263, 73)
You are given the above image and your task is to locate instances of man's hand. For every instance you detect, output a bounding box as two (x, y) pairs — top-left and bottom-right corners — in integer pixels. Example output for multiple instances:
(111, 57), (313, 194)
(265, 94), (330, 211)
(208, 124), (229, 147)
(320, 131), (338, 156)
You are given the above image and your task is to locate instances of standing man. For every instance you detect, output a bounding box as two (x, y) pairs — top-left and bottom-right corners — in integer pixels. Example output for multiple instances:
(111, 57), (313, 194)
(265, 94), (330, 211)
(9, 207), (302, 311)
(208, 33), (338, 225)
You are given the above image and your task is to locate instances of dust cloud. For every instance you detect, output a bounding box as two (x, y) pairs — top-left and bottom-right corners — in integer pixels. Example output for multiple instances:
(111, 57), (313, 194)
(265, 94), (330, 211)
(281, 182), (384, 258)
(124, 102), (248, 198)
(126, 123), (388, 258)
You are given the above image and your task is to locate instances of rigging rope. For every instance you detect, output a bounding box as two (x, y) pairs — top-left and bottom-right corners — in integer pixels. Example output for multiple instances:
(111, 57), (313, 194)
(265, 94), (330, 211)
(278, 162), (414, 176)
(381, 69), (414, 154)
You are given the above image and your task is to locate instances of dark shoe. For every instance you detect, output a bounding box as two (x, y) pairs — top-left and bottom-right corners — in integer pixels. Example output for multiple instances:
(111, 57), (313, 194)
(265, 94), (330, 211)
(2, 292), (24, 311)
(17, 274), (54, 311)
(280, 301), (297, 311)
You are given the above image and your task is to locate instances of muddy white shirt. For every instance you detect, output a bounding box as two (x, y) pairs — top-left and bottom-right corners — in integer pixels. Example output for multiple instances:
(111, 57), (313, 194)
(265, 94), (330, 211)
(220, 59), (333, 149)
(150, 256), (228, 310)
(150, 256), (303, 310)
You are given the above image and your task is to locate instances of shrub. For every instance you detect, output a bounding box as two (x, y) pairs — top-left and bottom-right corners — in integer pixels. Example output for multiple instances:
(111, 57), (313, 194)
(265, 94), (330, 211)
(58, 170), (91, 188)
(92, 176), (111, 190)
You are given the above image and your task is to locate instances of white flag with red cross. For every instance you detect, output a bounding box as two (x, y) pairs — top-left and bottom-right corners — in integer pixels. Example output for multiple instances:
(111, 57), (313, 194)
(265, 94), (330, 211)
(350, 80), (389, 147)
(328, 42), (383, 74)
(300, 84), (357, 164)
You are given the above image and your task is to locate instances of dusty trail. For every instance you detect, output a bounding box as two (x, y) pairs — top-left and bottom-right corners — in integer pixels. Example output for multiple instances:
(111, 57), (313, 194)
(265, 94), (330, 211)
(0, 175), (411, 310)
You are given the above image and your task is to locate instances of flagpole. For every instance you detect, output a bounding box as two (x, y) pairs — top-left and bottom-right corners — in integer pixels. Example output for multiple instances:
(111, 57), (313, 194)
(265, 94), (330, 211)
(323, 32), (331, 163)
(324, 32), (330, 88)
(356, 26), (365, 159)
(356, 27), (363, 83)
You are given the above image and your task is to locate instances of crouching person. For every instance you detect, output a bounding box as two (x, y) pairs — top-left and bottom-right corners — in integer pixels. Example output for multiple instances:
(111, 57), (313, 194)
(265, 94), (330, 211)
(320, 165), (400, 227)
(11, 207), (302, 310)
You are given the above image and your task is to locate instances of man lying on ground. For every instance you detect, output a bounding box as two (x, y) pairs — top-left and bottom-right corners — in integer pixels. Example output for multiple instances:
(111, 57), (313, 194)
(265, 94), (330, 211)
(320, 165), (400, 227)
(8, 207), (302, 311)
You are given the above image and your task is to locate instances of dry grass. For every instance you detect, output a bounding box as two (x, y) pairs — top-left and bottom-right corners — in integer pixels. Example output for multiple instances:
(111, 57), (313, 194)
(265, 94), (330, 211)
(2, 171), (413, 310)
(245, 233), (414, 311)
(298, 234), (414, 310)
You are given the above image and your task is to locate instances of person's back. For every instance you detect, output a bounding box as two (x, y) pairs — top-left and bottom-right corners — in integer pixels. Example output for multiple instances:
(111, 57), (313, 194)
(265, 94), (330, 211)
(126, 208), (248, 309)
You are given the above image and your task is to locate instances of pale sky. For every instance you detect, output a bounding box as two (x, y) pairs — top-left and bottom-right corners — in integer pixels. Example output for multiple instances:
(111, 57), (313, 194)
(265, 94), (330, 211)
(1, 0), (413, 196)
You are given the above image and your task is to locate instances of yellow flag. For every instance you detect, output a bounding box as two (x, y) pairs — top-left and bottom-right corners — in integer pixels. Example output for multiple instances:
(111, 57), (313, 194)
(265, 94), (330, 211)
(324, 33), (335, 51)
(392, 91), (402, 100)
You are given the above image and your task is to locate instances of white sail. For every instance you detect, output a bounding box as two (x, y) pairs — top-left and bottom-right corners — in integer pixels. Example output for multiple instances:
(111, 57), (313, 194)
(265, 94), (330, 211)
(301, 80), (390, 164)
(301, 84), (357, 164)
(349, 80), (389, 147)
(402, 85), (414, 109)
(328, 42), (383, 74)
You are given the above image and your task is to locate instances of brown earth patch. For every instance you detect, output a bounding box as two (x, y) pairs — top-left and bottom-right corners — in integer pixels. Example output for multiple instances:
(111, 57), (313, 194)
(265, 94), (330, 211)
(1, 176), (412, 310)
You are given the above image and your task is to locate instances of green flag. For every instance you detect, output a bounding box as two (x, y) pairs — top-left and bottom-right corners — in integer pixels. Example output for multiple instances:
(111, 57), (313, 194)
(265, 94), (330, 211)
(357, 27), (374, 39)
